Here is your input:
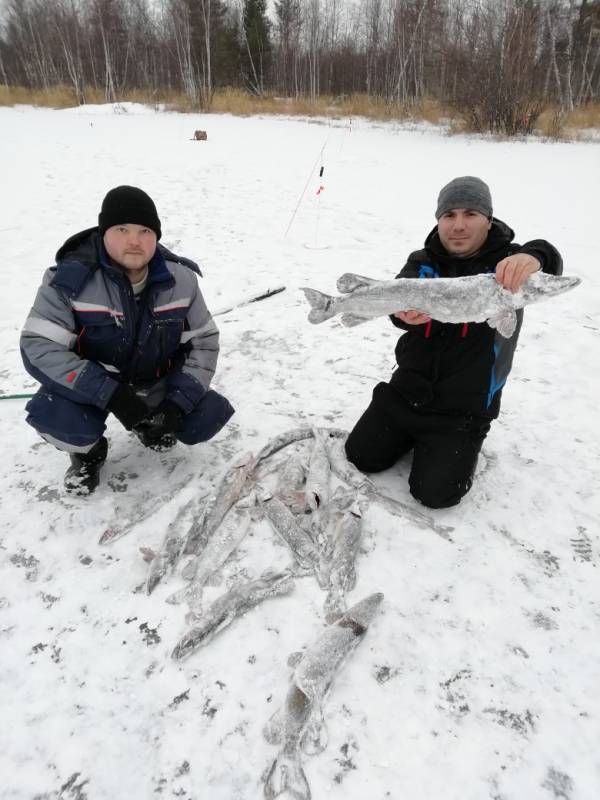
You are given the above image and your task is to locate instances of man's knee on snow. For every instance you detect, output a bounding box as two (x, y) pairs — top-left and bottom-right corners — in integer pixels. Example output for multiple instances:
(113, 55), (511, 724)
(410, 475), (474, 509)
(344, 436), (391, 474)
(177, 390), (235, 445)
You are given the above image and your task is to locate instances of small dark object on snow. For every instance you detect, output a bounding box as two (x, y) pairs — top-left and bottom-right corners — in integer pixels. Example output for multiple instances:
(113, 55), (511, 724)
(193, 130), (208, 141)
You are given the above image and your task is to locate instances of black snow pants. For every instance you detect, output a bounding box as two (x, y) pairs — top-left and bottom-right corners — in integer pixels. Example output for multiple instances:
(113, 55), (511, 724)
(345, 382), (491, 509)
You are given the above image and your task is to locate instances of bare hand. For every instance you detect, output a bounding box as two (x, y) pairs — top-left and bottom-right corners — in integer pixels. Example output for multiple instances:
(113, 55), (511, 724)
(495, 254), (540, 293)
(394, 309), (431, 325)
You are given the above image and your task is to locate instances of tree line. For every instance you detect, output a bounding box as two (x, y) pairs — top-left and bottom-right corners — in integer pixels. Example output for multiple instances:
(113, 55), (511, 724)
(1, 0), (599, 134)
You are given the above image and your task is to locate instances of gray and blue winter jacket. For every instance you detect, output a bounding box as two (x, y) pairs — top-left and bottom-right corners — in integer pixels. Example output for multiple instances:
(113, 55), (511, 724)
(20, 228), (219, 414)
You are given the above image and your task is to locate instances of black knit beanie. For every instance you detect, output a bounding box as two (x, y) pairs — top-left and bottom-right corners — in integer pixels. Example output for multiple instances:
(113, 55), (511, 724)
(435, 176), (493, 220)
(98, 186), (162, 239)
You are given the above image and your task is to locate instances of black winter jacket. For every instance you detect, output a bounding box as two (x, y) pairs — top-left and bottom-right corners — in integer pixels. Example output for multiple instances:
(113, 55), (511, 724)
(389, 219), (563, 419)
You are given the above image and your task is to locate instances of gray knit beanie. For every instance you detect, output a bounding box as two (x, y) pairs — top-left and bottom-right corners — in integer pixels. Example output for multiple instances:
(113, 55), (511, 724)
(435, 176), (493, 220)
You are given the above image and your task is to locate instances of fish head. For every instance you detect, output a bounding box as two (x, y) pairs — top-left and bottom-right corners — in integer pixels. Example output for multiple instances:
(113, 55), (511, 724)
(343, 592), (384, 628)
(522, 272), (582, 301)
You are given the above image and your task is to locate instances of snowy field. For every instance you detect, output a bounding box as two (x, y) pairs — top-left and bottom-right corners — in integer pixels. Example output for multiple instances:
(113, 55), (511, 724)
(0, 104), (599, 800)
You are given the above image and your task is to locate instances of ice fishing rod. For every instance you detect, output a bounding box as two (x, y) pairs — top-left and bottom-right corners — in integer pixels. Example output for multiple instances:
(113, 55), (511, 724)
(0, 286), (286, 400)
(284, 133), (331, 238)
(212, 285), (286, 316)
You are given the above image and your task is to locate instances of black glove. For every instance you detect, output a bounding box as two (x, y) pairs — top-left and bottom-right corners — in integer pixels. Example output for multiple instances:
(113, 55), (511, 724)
(134, 399), (184, 442)
(108, 384), (151, 431)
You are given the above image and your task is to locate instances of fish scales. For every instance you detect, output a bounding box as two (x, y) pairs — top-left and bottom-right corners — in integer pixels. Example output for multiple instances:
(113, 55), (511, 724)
(171, 569), (294, 660)
(145, 499), (196, 595)
(260, 493), (320, 571)
(276, 454), (311, 514)
(263, 593), (384, 800)
(278, 454), (306, 492)
(302, 271), (581, 337)
(312, 486), (358, 588)
(323, 501), (366, 622)
(166, 509), (251, 607)
(305, 429), (331, 510)
(256, 427), (315, 466)
(181, 497), (211, 556)
(182, 453), (257, 567)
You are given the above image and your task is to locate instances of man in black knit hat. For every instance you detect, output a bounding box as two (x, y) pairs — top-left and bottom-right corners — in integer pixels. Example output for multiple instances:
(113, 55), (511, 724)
(344, 176), (563, 509)
(20, 185), (234, 494)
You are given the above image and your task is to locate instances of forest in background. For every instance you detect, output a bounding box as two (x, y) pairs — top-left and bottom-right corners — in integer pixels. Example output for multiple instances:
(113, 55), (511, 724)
(1, 0), (599, 135)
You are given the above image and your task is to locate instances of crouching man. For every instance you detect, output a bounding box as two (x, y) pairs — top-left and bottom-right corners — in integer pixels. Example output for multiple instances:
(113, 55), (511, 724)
(20, 185), (234, 494)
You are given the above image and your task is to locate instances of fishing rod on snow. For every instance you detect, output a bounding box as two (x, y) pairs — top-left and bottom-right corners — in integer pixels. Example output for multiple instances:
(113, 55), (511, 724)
(0, 286), (287, 401)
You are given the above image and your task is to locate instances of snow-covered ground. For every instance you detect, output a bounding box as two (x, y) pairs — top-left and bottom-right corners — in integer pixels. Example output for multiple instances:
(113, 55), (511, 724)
(0, 104), (598, 800)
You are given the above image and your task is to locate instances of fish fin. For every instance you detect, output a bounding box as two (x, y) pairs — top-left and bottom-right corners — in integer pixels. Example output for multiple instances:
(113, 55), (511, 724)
(300, 706), (328, 755)
(262, 706), (284, 744)
(263, 753), (310, 800)
(145, 572), (163, 596)
(236, 490), (257, 509)
(180, 556), (198, 581)
(287, 650), (304, 668)
(165, 585), (191, 605)
(300, 287), (336, 324)
(340, 313), (371, 327)
(336, 272), (379, 293)
(139, 546), (156, 563)
(486, 312), (517, 338)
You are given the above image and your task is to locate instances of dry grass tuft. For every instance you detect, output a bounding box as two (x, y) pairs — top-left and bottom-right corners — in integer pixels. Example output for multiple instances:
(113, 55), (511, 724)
(2, 86), (598, 140)
(536, 103), (600, 139)
(0, 84), (178, 109)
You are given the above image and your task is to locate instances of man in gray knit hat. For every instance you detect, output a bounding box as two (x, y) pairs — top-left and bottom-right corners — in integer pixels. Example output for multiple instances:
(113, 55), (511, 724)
(345, 175), (563, 508)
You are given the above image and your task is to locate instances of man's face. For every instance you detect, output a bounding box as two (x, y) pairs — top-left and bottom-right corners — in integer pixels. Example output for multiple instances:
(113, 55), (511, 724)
(103, 224), (157, 276)
(437, 209), (492, 257)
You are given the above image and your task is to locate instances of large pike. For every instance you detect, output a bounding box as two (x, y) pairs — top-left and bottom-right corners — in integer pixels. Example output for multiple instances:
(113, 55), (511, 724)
(171, 569), (295, 660)
(302, 271), (581, 337)
(263, 592), (384, 800)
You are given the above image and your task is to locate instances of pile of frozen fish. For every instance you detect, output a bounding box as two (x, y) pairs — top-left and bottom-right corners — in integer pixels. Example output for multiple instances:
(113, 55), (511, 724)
(139, 425), (452, 657)
(129, 426), (452, 799)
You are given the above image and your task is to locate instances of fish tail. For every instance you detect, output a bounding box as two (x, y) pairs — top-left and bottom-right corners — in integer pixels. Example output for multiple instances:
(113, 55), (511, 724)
(264, 753), (310, 800)
(300, 287), (336, 324)
(145, 571), (163, 595)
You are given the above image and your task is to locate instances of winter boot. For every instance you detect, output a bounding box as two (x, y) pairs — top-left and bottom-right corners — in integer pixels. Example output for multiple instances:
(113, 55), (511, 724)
(64, 437), (108, 495)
